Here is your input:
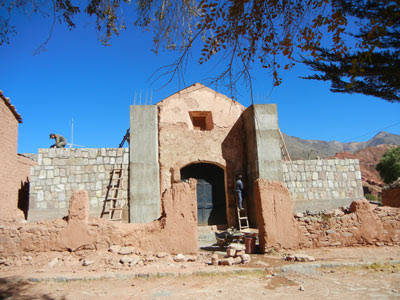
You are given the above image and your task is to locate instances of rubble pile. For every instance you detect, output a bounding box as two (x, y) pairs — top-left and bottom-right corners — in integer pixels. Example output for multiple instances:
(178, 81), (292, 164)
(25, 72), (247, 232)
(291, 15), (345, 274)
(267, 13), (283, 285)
(0, 246), (213, 275)
(211, 243), (251, 266)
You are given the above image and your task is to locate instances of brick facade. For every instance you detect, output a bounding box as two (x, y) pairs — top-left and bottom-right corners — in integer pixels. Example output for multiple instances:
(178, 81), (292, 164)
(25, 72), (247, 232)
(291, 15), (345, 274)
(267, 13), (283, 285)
(0, 92), (34, 220)
(0, 96), (19, 203)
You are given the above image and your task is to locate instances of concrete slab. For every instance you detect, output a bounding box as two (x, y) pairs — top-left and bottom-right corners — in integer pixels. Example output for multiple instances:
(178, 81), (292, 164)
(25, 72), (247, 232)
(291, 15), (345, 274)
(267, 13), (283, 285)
(129, 105), (160, 223)
(243, 104), (283, 226)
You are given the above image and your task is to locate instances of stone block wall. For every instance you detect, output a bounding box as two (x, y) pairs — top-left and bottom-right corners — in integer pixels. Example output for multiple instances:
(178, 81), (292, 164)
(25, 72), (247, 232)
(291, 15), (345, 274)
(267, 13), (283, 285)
(282, 159), (364, 212)
(28, 148), (129, 221)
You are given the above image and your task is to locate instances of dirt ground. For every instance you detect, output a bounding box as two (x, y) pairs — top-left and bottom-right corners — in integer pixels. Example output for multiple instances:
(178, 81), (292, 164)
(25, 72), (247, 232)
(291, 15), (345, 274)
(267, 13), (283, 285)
(1, 246), (399, 300)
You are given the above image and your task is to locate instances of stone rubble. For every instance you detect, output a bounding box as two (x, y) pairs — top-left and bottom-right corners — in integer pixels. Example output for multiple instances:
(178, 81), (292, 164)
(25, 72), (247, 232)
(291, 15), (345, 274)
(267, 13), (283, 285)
(48, 257), (58, 268)
(173, 254), (186, 262)
(120, 257), (133, 264)
(156, 252), (168, 258)
(118, 247), (135, 255)
(294, 200), (400, 249)
(217, 243), (251, 266)
(108, 245), (121, 253)
(82, 260), (95, 266)
(284, 254), (316, 262)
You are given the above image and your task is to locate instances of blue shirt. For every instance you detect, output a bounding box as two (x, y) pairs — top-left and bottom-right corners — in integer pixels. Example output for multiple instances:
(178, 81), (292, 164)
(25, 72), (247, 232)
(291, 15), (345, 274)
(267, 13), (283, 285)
(236, 179), (243, 191)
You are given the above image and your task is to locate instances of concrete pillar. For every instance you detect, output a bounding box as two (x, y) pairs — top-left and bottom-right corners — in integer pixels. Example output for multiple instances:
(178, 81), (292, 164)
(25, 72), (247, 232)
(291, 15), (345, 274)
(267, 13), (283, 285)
(129, 105), (160, 223)
(243, 104), (283, 226)
(252, 104), (283, 181)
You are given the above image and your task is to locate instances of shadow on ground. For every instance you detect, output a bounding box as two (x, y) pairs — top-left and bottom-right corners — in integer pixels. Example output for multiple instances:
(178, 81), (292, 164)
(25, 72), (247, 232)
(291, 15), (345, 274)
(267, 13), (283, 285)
(0, 277), (65, 300)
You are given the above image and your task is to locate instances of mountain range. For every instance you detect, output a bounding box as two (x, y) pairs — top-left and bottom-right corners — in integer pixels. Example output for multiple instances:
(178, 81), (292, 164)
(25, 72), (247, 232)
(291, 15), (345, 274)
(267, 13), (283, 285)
(282, 131), (400, 160)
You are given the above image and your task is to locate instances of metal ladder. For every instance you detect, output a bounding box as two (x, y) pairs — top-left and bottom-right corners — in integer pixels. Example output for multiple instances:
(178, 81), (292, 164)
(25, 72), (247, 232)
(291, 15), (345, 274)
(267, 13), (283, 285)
(119, 128), (130, 148)
(237, 208), (249, 231)
(278, 129), (291, 161)
(101, 166), (127, 222)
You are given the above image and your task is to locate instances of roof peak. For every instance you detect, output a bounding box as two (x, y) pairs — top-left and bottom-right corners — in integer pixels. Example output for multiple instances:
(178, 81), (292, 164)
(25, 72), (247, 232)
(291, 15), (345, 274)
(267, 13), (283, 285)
(0, 90), (22, 123)
(155, 83), (244, 107)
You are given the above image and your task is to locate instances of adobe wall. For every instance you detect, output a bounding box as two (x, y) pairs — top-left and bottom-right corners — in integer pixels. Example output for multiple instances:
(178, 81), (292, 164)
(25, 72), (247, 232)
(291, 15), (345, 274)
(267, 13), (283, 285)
(382, 187), (400, 208)
(0, 98), (19, 213)
(1, 181), (198, 256)
(156, 84), (245, 226)
(254, 179), (400, 252)
(0, 95), (36, 222)
(282, 159), (364, 212)
(28, 148), (129, 221)
(15, 155), (37, 219)
(254, 179), (300, 252)
(296, 201), (400, 248)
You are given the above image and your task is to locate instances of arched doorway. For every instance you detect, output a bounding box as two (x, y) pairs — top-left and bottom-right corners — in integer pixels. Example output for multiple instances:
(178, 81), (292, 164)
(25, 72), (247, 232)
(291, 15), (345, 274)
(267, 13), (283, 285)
(180, 163), (227, 225)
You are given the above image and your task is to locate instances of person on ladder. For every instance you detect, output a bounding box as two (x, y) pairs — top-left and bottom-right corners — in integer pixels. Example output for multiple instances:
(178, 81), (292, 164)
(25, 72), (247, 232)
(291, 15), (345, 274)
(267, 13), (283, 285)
(236, 175), (244, 210)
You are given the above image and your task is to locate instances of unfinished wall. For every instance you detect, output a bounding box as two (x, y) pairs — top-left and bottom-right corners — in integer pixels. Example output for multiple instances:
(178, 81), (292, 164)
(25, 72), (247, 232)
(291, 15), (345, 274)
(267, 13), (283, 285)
(254, 179), (400, 252)
(254, 179), (300, 252)
(1, 181), (198, 256)
(28, 148), (129, 221)
(283, 159), (364, 212)
(156, 83), (245, 226)
(296, 200), (400, 248)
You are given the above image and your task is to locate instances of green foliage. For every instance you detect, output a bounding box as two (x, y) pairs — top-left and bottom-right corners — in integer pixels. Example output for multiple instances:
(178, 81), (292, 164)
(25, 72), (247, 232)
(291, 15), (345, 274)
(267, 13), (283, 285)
(376, 146), (400, 184)
(302, 0), (400, 102)
(365, 194), (382, 204)
(365, 194), (376, 201)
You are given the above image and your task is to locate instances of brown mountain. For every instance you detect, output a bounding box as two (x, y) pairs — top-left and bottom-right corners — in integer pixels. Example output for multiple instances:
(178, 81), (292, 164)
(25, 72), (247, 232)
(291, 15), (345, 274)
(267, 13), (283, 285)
(283, 131), (400, 160)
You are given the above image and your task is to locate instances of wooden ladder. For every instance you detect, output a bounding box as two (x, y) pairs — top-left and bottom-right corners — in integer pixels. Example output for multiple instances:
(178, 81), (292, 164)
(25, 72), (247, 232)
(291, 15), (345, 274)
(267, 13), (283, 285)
(278, 129), (291, 162)
(101, 166), (127, 222)
(237, 208), (249, 231)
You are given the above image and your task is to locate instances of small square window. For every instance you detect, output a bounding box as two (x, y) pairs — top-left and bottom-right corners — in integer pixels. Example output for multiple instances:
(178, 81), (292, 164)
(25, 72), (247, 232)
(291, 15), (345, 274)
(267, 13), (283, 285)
(192, 116), (207, 130)
(189, 111), (213, 131)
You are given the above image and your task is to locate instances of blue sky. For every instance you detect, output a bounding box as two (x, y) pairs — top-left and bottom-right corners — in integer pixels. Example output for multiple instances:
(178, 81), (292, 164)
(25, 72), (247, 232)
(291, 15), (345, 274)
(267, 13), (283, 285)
(1, 9), (399, 154)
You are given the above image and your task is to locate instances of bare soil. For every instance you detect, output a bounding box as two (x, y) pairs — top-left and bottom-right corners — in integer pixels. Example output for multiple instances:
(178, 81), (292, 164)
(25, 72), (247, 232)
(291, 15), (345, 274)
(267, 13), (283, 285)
(1, 246), (399, 299)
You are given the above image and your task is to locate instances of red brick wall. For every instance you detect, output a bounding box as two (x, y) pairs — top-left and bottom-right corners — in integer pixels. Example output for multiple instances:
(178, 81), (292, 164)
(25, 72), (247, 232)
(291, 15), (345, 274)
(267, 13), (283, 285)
(0, 99), (19, 211)
(0, 99), (36, 221)
(382, 188), (400, 208)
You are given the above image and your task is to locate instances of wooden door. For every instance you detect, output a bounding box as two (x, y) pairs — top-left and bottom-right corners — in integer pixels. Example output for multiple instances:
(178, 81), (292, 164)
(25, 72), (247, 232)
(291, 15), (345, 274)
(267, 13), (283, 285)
(196, 179), (213, 225)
